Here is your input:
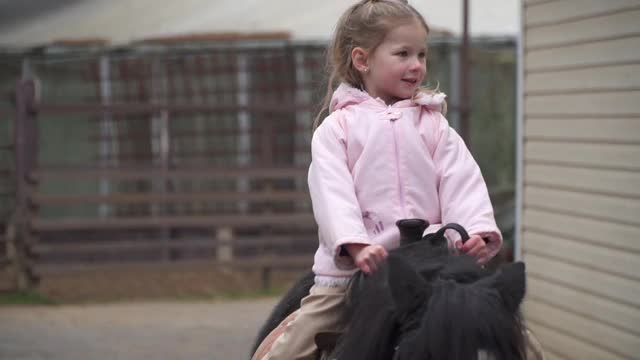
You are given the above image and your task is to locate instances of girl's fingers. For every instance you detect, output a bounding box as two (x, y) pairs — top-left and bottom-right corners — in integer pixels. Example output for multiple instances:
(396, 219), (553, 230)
(462, 236), (491, 265)
(366, 247), (384, 263)
(462, 236), (486, 256)
(464, 242), (483, 257)
(354, 245), (389, 274)
(464, 242), (483, 256)
(364, 248), (386, 274)
(462, 235), (482, 252)
(372, 245), (387, 258)
(362, 256), (376, 274)
(358, 256), (374, 274)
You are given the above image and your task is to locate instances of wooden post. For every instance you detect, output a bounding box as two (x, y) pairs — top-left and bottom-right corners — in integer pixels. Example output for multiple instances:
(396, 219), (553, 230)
(215, 227), (234, 263)
(261, 266), (272, 292)
(12, 79), (38, 290)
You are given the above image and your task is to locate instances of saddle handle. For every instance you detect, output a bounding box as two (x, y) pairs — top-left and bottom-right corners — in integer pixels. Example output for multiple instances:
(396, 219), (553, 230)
(396, 219), (471, 247)
(425, 223), (471, 247)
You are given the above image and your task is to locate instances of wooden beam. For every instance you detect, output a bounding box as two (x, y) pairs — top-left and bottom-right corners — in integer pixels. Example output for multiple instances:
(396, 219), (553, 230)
(38, 102), (313, 116)
(33, 235), (316, 254)
(31, 166), (309, 181)
(31, 213), (317, 232)
(34, 255), (313, 274)
(31, 190), (310, 206)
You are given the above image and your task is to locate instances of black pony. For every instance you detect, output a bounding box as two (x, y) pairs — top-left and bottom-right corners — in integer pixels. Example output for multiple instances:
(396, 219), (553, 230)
(252, 220), (529, 360)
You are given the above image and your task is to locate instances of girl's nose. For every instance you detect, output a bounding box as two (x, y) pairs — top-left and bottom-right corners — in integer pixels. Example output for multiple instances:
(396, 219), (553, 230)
(409, 57), (424, 71)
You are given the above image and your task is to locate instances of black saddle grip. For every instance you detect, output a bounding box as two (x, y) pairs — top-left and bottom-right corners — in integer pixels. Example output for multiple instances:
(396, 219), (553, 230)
(423, 222), (470, 248)
(396, 219), (429, 246)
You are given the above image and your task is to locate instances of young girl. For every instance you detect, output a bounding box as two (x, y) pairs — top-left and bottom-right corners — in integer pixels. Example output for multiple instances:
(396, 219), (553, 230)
(255, 0), (502, 359)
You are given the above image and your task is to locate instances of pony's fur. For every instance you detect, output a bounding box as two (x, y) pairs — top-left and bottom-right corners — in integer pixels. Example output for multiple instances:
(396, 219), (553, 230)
(252, 237), (527, 360)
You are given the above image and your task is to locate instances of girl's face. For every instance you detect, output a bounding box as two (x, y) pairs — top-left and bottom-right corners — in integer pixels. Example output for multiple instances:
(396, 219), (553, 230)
(362, 19), (428, 104)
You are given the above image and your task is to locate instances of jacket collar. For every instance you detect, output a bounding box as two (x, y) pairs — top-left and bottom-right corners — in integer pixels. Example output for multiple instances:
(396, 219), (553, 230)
(329, 83), (446, 113)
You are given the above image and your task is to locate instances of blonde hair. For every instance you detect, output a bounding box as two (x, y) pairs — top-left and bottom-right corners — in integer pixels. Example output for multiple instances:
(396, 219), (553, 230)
(313, 0), (434, 129)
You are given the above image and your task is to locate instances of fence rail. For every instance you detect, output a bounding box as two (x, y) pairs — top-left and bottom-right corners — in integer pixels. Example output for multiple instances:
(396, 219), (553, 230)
(31, 190), (309, 205)
(30, 166), (309, 181)
(31, 214), (317, 232)
(39, 102), (314, 115)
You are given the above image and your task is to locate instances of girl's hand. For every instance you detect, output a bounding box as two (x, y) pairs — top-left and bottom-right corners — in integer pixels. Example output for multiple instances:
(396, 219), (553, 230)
(456, 235), (489, 265)
(343, 243), (388, 274)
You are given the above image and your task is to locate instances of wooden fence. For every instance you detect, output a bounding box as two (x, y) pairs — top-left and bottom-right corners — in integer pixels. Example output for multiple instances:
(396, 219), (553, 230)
(9, 84), (319, 290)
(2, 40), (517, 291)
(6, 45), (326, 290)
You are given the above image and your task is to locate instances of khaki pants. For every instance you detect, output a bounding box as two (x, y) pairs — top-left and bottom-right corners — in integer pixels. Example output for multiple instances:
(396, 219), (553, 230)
(253, 284), (347, 360)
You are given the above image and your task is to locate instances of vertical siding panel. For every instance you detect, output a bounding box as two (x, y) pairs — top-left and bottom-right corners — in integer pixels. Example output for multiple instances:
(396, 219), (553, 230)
(522, 1), (640, 358)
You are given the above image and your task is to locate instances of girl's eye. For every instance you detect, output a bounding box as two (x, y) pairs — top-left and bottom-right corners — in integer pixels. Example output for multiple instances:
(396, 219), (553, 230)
(397, 51), (409, 57)
(419, 52), (426, 59)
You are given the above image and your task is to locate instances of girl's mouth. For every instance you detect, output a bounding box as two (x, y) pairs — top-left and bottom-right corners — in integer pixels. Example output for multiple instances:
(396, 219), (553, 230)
(402, 79), (418, 85)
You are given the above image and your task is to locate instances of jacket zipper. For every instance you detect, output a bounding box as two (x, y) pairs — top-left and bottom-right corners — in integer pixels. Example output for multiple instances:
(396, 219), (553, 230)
(390, 108), (407, 218)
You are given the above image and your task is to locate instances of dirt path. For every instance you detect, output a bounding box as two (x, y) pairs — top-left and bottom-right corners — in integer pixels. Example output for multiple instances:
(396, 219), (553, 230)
(0, 298), (278, 360)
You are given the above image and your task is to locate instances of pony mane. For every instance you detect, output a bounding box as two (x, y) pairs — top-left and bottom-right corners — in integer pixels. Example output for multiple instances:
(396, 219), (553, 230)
(411, 274), (526, 359)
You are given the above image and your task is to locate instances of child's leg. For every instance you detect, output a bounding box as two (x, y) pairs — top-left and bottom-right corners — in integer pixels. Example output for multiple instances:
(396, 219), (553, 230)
(257, 284), (346, 360)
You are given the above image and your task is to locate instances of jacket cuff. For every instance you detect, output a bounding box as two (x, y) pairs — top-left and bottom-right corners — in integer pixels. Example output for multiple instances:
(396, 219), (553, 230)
(474, 230), (503, 258)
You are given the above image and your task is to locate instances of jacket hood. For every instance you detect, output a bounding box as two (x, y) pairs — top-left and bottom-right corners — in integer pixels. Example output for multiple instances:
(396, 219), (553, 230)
(329, 83), (447, 113)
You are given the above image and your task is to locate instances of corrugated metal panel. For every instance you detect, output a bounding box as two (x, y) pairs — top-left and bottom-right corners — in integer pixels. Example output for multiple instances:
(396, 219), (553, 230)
(522, 5), (640, 358)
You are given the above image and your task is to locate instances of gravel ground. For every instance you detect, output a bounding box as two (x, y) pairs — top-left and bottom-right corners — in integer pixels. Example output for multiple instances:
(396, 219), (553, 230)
(0, 298), (278, 360)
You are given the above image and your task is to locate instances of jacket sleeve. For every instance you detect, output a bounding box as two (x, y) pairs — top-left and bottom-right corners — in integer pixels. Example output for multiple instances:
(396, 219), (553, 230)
(308, 112), (371, 270)
(429, 111), (503, 258)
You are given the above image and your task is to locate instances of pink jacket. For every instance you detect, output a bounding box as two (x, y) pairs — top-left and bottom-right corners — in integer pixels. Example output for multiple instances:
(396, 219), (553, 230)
(308, 83), (502, 286)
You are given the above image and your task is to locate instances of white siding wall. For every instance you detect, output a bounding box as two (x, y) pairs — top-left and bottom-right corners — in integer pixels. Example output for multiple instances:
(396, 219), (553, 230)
(521, 1), (640, 359)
